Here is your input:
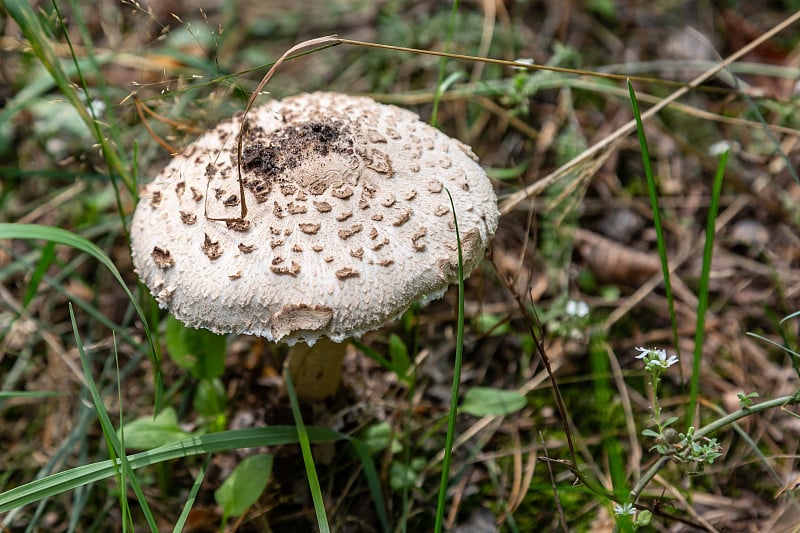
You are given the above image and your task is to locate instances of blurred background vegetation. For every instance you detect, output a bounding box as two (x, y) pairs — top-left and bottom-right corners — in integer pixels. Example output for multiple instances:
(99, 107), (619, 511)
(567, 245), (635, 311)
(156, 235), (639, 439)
(1, 1), (800, 531)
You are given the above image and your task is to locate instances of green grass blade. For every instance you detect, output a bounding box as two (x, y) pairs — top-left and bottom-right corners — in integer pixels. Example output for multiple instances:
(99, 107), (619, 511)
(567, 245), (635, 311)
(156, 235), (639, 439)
(69, 304), (157, 532)
(434, 189), (465, 533)
(781, 310), (800, 325)
(589, 337), (625, 497)
(0, 223), (163, 409)
(5, 0), (133, 190)
(688, 149), (728, 425)
(348, 438), (390, 533)
(172, 456), (209, 533)
(0, 391), (61, 399)
(430, 0), (461, 127)
(0, 426), (342, 513)
(351, 338), (412, 384)
(114, 343), (132, 533)
(284, 370), (330, 533)
(747, 331), (800, 359)
(21, 241), (55, 308)
(627, 80), (681, 373)
(52, 0), (133, 235)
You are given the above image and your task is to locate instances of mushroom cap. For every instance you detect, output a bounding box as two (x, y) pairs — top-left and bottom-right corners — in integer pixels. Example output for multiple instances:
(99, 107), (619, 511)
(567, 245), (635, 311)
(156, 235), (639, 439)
(130, 92), (498, 345)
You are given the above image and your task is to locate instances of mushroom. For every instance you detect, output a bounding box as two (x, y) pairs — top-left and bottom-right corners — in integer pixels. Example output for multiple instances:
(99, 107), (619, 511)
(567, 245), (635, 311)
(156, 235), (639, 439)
(130, 92), (499, 400)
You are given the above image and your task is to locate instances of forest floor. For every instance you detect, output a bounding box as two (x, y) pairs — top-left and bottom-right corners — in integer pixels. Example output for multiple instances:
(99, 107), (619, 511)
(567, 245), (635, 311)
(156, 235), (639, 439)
(2, 1), (800, 531)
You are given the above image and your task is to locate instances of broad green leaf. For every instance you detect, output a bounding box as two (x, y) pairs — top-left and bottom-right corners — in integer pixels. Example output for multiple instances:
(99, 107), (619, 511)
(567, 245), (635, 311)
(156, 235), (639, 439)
(165, 315), (227, 379)
(214, 454), (273, 520)
(119, 407), (191, 450)
(460, 387), (526, 417)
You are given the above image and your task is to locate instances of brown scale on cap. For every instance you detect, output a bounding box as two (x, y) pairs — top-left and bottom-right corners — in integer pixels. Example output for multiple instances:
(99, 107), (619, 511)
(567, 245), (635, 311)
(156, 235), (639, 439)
(338, 224), (362, 240)
(271, 261), (301, 277)
(201, 234), (222, 260)
(151, 247), (174, 269)
(287, 202), (307, 215)
(427, 180), (443, 193)
(335, 267), (359, 279)
(299, 222), (321, 235)
(180, 211), (197, 225)
(313, 200), (332, 212)
(392, 209), (411, 227)
(226, 219), (250, 232)
(130, 92), (499, 346)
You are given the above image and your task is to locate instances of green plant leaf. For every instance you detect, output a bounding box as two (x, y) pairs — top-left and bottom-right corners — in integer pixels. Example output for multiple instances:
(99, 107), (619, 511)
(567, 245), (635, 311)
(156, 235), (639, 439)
(194, 378), (227, 432)
(214, 454), (273, 520)
(22, 240), (55, 308)
(165, 315), (227, 380)
(119, 407), (192, 450)
(460, 387), (527, 417)
(390, 458), (424, 491)
(193, 378), (226, 418)
(662, 416), (679, 428)
(388, 333), (410, 377)
(358, 422), (402, 455)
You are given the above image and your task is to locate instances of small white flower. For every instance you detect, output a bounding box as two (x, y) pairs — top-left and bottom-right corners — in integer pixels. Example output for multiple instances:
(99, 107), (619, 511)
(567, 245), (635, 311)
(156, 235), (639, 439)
(89, 98), (106, 117)
(635, 346), (678, 369)
(512, 58), (535, 70)
(614, 502), (636, 516)
(565, 299), (589, 318)
(634, 346), (653, 359)
(708, 140), (731, 157)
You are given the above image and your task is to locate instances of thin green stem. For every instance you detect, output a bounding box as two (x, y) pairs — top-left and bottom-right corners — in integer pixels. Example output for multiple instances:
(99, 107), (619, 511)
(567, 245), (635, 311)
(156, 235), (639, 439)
(629, 456), (671, 502)
(688, 149), (728, 425)
(651, 374), (663, 432)
(285, 370), (330, 533)
(430, 0), (461, 127)
(627, 81), (682, 382)
(629, 393), (800, 503)
(694, 394), (799, 439)
(434, 190), (465, 533)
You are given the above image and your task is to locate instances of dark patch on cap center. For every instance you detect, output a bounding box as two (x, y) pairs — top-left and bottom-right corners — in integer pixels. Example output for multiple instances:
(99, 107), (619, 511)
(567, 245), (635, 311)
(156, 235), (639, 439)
(240, 121), (354, 200)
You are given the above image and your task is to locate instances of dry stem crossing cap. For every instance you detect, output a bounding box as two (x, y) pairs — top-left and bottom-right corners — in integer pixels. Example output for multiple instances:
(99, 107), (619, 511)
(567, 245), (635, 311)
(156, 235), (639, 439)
(131, 92), (499, 345)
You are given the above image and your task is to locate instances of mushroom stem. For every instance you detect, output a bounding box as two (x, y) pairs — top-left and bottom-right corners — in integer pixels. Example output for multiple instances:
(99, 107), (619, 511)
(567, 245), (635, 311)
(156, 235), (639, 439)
(285, 337), (347, 400)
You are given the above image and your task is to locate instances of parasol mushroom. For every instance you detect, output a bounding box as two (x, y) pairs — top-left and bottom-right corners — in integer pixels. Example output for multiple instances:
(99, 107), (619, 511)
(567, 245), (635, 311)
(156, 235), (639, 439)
(130, 92), (498, 400)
